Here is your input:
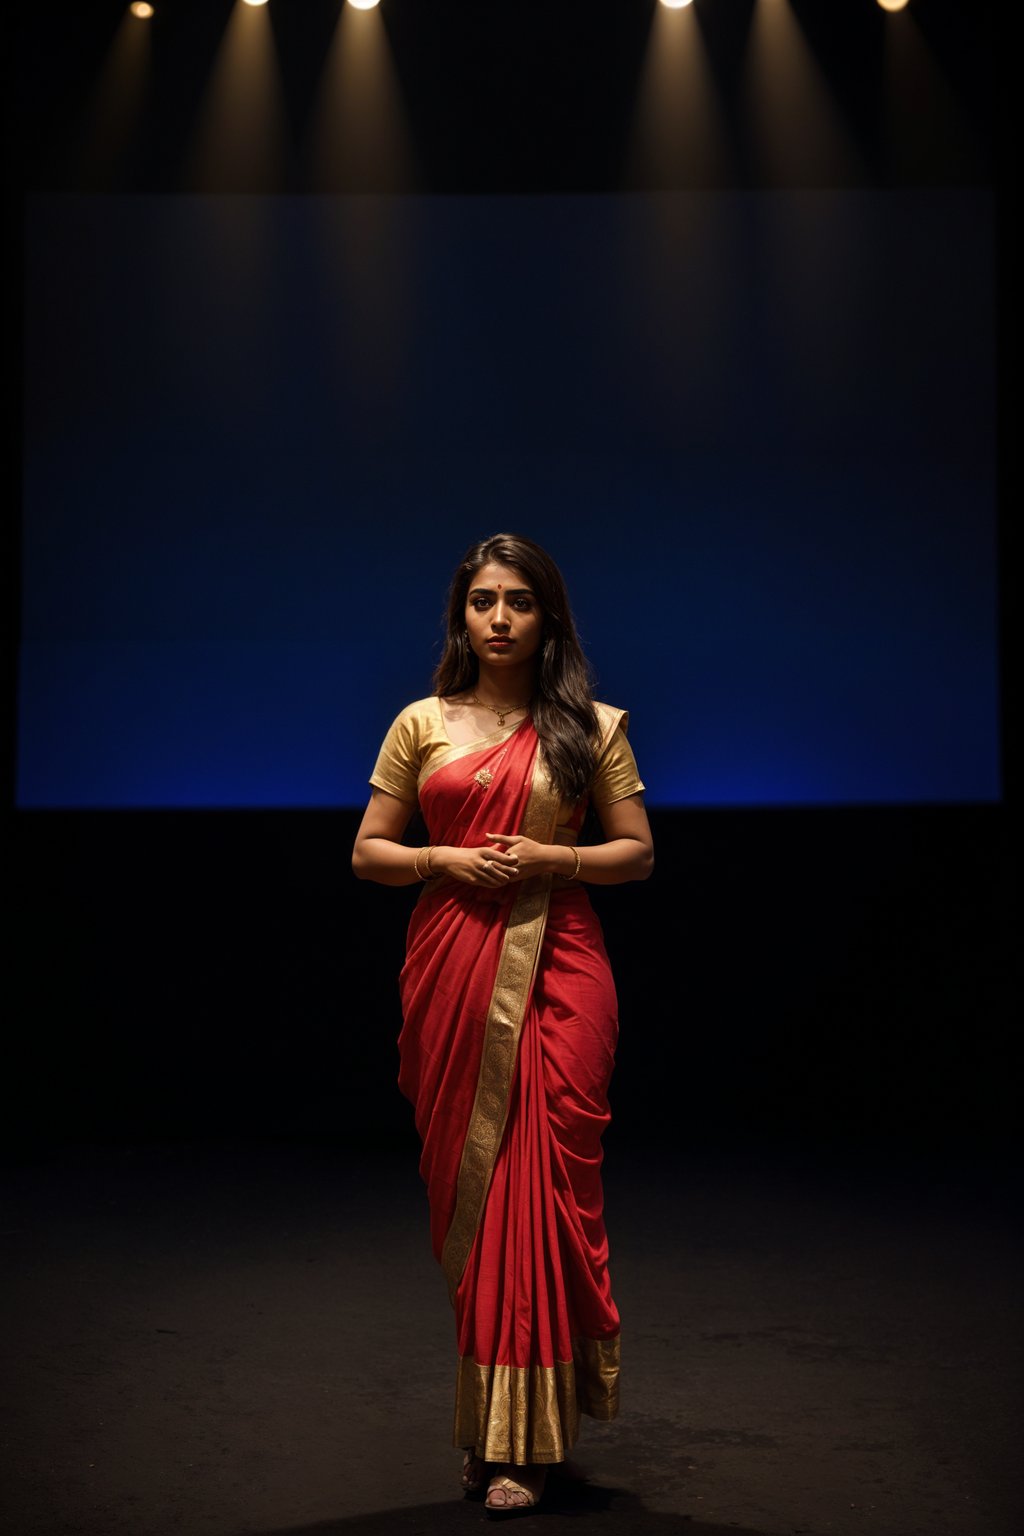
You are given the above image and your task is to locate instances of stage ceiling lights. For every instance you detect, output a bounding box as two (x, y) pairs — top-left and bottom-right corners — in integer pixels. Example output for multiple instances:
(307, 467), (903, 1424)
(877, 0), (911, 10)
(659, 0), (695, 8)
(348, 0), (383, 9)
(241, 0), (269, 7)
(129, 2), (154, 16)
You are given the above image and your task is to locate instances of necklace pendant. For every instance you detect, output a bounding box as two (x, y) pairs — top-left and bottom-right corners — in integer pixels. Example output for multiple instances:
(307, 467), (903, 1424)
(467, 693), (530, 728)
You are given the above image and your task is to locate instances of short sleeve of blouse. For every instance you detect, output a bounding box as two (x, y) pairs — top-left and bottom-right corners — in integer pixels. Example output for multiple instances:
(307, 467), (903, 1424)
(590, 722), (645, 806)
(369, 708), (422, 803)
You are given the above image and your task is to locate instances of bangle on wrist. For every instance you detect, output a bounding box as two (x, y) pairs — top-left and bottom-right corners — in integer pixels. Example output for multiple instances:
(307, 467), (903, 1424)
(413, 846), (433, 881)
(559, 846), (582, 880)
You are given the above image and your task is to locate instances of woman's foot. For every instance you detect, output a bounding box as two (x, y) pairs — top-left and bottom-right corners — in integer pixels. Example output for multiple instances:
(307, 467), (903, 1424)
(461, 1447), (488, 1496)
(484, 1463), (547, 1516)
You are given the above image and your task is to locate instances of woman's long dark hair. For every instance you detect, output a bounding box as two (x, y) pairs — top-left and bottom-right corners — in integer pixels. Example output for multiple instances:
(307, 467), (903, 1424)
(433, 533), (600, 804)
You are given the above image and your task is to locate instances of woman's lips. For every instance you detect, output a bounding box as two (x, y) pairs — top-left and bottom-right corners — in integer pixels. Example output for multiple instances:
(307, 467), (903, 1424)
(487, 638), (514, 647)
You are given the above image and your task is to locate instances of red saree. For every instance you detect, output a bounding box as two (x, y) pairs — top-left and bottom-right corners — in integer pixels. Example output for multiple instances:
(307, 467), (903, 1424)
(397, 716), (621, 1465)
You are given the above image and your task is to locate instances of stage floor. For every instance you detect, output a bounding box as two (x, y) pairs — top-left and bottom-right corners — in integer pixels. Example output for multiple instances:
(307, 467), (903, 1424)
(2, 1140), (1020, 1536)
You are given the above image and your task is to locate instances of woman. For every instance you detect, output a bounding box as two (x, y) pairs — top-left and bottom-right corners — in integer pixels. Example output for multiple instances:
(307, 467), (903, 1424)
(352, 533), (653, 1515)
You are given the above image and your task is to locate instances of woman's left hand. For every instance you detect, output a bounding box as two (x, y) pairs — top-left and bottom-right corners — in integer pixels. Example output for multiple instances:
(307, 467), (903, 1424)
(484, 832), (559, 879)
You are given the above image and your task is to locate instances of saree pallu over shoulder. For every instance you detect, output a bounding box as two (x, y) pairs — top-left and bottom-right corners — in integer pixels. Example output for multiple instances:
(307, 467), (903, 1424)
(397, 721), (560, 1276)
(403, 720), (563, 1298)
(438, 746), (560, 1299)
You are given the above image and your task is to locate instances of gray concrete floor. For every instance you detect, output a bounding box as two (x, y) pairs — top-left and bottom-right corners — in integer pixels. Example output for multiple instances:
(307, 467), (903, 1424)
(1, 1141), (1020, 1536)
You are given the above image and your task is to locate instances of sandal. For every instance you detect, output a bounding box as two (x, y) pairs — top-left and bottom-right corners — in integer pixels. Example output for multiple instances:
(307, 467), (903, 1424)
(485, 1466), (546, 1518)
(461, 1447), (488, 1496)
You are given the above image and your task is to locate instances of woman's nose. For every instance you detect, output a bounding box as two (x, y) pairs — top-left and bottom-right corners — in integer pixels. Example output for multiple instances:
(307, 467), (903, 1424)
(491, 602), (511, 629)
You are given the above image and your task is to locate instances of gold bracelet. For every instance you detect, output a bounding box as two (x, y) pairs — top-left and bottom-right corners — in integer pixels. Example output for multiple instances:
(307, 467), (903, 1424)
(423, 845), (434, 877)
(560, 846), (582, 880)
(413, 846), (431, 881)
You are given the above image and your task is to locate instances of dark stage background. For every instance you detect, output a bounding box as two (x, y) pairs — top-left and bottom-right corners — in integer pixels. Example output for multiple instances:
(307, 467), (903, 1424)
(18, 189), (998, 809)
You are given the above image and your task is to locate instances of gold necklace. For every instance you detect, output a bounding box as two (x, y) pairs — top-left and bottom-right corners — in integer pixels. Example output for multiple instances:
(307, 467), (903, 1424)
(468, 693), (531, 729)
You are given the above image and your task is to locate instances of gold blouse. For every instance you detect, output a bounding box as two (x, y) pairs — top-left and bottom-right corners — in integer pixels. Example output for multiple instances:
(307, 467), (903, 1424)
(369, 697), (645, 829)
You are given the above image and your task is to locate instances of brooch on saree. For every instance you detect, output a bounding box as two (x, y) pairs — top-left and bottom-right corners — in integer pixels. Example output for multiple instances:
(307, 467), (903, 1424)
(473, 768), (494, 789)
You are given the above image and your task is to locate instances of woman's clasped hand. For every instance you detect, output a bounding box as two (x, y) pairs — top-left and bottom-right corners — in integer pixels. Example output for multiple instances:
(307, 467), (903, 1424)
(433, 833), (565, 886)
(436, 841), (521, 886)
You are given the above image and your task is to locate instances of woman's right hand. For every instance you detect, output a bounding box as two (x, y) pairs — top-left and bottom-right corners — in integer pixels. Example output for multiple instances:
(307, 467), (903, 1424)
(434, 843), (521, 887)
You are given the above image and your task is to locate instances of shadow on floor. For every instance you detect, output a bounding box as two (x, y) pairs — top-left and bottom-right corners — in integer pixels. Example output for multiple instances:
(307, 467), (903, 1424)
(234, 1478), (814, 1535)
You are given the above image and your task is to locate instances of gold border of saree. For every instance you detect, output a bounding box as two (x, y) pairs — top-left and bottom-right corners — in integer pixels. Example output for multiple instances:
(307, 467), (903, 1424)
(417, 710), (528, 792)
(453, 1336), (621, 1464)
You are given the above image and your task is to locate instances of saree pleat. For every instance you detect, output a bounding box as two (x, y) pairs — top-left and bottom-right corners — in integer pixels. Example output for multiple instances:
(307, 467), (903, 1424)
(452, 887), (620, 1461)
(397, 720), (621, 1464)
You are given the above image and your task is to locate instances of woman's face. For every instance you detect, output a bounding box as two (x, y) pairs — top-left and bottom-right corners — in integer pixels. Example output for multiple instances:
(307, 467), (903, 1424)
(464, 561), (543, 680)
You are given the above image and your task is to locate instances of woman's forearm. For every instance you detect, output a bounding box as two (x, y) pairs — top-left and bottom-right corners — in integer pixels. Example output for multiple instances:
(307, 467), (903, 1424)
(548, 838), (654, 885)
(352, 836), (428, 886)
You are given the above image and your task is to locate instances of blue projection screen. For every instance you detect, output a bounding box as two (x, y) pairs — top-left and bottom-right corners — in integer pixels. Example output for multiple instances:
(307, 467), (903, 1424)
(19, 191), (998, 807)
